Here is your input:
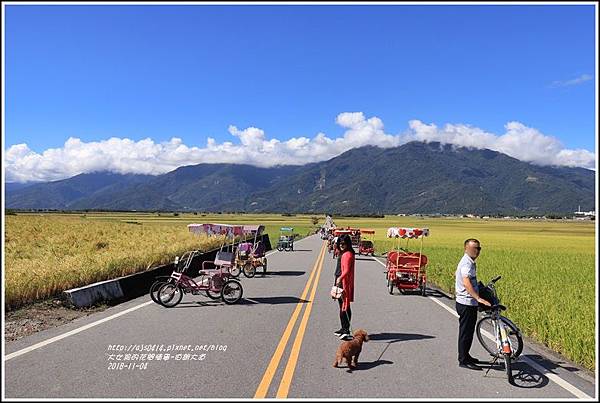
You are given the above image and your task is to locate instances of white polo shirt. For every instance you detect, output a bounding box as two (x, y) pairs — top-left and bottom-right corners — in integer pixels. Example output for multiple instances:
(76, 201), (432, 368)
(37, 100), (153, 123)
(455, 253), (479, 306)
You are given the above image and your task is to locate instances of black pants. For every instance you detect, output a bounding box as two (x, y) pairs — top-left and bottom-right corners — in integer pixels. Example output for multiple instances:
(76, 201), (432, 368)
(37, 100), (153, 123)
(456, 302), (478, 364)
(338, 298), (352, 332)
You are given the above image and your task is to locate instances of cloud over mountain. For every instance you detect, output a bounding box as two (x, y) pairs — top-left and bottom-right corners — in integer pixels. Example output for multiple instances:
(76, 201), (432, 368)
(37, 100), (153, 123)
(5, 112), (595, 183)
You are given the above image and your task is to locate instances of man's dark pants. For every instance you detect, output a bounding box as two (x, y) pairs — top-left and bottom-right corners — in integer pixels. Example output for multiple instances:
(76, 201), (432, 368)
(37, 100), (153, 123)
(456, 301), (478, 364)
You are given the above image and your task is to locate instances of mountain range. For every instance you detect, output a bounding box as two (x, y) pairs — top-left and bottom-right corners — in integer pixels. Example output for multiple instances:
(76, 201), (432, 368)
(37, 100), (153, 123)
(4, 142), (595, 214)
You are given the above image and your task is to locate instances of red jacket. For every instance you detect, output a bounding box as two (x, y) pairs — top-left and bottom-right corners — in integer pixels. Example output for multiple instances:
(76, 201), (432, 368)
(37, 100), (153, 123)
(338, 251), (355, 311)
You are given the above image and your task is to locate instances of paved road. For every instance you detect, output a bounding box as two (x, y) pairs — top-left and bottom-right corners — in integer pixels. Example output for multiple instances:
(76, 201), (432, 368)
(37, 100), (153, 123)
(4, 235), (596, 399)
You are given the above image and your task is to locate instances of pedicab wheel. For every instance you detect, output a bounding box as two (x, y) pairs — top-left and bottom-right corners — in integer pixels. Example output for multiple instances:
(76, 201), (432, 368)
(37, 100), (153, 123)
(277, 245), (284, 252)
(205, 289), (221, 300)
(221, 279), (243, 304)
(157, 283), (183, 307)
(229, 265), (241, 278)
(398, 288), (406, 295)
(242, 263), (256, 278)
(387, 278), (394, 295)
(150, 280), (169, 304)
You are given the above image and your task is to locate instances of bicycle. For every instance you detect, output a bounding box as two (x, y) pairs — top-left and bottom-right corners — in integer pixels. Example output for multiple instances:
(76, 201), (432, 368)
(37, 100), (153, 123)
(475, 276), (523, 384)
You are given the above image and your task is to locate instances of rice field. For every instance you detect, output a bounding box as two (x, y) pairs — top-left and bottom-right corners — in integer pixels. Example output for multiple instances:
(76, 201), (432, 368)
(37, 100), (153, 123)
(3, 212), (596, 370)
(3, 212), (319, 311)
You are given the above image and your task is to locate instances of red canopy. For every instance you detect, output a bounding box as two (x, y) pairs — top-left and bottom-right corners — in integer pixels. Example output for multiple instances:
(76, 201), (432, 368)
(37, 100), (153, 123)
(386, 227), (430, 239)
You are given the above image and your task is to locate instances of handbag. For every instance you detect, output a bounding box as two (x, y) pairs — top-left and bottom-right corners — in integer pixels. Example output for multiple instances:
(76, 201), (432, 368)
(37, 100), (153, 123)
(330, 285), (344, 299)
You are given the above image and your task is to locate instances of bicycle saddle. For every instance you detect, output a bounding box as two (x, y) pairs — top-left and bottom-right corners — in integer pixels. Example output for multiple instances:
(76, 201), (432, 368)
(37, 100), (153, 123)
(490, 304), (507, 311)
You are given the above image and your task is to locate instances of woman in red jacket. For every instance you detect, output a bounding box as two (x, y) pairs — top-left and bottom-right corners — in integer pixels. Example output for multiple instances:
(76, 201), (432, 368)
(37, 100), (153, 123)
(334, 234), (355, 341)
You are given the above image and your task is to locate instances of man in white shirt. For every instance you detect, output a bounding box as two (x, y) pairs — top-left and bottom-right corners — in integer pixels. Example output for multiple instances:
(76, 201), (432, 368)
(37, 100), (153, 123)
(455, 238), (491, 370)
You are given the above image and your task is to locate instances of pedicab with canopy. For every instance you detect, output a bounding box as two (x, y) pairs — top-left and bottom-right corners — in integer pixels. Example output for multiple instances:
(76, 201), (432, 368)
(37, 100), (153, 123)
(277, 227), (295, 251)
(385, 227), (429, 296)
(346, 227), (362, 248)
(234, 224), (268, 277)
(358, 229), (375, 256)
(153, 223), (245, 307)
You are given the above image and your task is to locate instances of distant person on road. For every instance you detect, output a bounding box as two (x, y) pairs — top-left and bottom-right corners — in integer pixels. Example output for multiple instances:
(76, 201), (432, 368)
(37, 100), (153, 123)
(455, 238), (491, 370)
(333, 237), (342, 282)
(333, 237), (340, 258)
(334, 234), (355, 341)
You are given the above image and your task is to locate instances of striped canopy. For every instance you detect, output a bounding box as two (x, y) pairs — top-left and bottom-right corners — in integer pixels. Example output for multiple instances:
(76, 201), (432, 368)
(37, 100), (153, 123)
(187, 223), (245, 237)
(386, 227), (430, 239)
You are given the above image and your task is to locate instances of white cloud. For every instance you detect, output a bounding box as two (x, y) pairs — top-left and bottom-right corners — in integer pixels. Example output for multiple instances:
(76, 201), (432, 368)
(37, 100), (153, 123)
(4, 113), (595, 182)
(551, 74), (593, 88)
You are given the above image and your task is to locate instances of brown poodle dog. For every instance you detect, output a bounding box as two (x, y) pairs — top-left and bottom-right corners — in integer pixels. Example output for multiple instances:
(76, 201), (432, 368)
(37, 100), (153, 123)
(332, 329), (369, 370)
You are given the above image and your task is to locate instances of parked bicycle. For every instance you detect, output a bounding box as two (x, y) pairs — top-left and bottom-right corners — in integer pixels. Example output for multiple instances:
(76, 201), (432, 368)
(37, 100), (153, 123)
(475, 276), (523, 384)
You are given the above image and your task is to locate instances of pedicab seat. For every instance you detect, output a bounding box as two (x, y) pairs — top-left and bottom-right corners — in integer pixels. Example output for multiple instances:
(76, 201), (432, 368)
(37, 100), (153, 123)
(252, 241), (266, 258)
(237, 242), (253, 258)
(387, 251), (428, 269)
(215, 251), (235, 266)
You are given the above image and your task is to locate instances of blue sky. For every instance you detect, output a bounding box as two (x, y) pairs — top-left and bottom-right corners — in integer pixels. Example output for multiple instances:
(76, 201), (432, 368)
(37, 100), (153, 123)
(4, 4), (597, 182)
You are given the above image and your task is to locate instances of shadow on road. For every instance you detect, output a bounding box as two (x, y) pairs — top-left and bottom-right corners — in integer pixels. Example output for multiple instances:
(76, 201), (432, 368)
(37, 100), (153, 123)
(355, 258), (375, 262)
(369, 332), (435, 342)
(288, 249), (312, 252)
(261, 271), (306, 277)
(369, 333), (435, 363)
(239, 296), (310, 305)
(171, 300), (223, 308)
(169, 295), (310, 308)
(511, 361), (550, 388)
(482, 357), (549, 389)
(391, 287), (451, 299)
(339, 359), (394, 372)
(522, 353), (584, 377)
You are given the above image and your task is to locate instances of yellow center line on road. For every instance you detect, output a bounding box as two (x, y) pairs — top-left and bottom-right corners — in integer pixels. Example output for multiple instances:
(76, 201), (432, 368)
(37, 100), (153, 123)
(253, 242), (326, 399)
(275, 241), (326, 398)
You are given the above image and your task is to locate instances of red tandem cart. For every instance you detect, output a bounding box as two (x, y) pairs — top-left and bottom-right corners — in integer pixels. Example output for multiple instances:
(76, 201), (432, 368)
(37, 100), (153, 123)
(385, 227), (429, 296)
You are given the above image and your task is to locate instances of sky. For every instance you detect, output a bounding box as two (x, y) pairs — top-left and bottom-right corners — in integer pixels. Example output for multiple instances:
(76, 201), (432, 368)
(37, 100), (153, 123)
(4, 3), (597, 182)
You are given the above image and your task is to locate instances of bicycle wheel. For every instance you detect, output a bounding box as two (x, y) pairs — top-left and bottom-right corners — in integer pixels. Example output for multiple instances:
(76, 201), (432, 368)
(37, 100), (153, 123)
(476, 315), (523, 358)
(242, 263), (256, 278)
(504, 353), (514, 384)
(476, 316), (499, 356)
(150, 280), (168, 304)
(205, 288), (221, 300)
(503, 317), (524, 358)
(157, 283), (183, 308)
(229, 265), (241, 278)
(262, 259), (267, 274)
(221, 279), (243, 304)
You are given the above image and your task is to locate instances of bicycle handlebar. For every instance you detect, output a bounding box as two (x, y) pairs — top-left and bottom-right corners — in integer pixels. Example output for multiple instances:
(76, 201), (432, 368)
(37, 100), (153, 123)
(489, 304), (507, 311)
(491, 275), (502, 283)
